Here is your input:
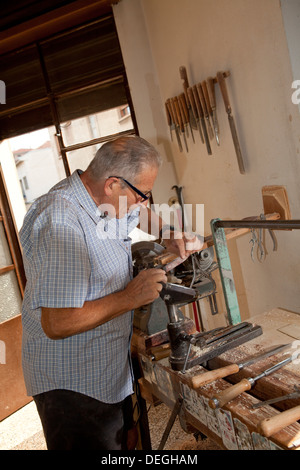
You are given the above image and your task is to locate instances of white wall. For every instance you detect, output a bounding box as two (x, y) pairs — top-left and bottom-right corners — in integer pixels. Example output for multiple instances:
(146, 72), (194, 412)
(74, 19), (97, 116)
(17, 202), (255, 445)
(113, 0), (179, 205)
(17, 147), (61, 203)
(0, 140), (26, 230)
(280, 0), (300, 114)
(114, 0), (300, 322)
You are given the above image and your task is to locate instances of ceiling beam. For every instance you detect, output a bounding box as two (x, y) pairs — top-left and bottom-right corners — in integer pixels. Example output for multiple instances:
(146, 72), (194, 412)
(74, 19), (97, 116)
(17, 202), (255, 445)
(0, 0), (120, 55)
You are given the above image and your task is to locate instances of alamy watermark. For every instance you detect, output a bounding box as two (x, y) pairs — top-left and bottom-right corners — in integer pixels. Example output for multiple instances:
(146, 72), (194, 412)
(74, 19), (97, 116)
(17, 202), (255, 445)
(292, 80), (300, 105)
(0, 80), (6, 104)
(0, 340), (6, 364)
(95, 199), (204, 245)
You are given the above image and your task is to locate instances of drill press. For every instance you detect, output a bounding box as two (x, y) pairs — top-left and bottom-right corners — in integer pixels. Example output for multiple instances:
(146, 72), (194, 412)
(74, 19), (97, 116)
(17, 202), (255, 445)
(132, 241), (262, 372)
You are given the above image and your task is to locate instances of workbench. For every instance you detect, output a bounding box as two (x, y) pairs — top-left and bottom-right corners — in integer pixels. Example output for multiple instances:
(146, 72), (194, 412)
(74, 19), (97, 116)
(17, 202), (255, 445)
(133, 308), (300, 450)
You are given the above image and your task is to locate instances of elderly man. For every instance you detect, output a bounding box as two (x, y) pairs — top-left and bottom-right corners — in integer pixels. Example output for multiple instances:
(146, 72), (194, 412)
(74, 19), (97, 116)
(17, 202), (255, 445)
(20, 136), (200, 450)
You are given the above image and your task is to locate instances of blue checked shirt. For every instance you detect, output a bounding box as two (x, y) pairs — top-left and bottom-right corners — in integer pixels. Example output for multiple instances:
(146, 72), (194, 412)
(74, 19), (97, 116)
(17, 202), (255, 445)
(20, 170), (140, 403)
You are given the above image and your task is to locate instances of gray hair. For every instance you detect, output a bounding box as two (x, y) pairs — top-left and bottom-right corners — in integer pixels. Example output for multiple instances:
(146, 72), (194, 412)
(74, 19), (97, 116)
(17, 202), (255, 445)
(86, 135), (162, 183)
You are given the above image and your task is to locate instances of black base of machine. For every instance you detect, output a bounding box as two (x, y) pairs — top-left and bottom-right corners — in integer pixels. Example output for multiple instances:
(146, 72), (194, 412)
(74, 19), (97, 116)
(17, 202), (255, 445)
(168, 320), (263, 372)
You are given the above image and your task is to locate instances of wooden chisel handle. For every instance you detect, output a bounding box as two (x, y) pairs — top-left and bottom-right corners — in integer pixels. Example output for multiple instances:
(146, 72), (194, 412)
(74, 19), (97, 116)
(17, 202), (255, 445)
(165, 101), (172, 125)
(201, 80), (212, 115)
(209, 378), (252, 409)
(179, 66), (190, 102)
(179, 93), (189, 124)
(191, 85), (203, 118)
(166, 99), (176, 125)
(173, 96), (184, 132)
(191, 363), (240, 388)
(196, 83), (208, 117)
(217, 71), (231, 114)
(258, 405), (300, 437)
(170, 98), (179, 126)
(178, 96), (187, 127)
(187, 87), (198, 120)
(207, 77), (216, 110)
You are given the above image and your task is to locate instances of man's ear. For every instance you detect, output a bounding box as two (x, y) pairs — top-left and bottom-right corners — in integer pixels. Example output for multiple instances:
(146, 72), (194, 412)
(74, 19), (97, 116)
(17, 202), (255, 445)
(103, 176), (116, 196)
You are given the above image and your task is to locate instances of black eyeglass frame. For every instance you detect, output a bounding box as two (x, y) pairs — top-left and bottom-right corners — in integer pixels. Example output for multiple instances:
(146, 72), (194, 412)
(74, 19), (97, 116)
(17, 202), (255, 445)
(108, 176), (151, 202)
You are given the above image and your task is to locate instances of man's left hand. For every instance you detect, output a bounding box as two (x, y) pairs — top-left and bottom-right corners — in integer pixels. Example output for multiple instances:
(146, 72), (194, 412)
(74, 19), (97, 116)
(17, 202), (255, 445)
(162, 229), (203, 259)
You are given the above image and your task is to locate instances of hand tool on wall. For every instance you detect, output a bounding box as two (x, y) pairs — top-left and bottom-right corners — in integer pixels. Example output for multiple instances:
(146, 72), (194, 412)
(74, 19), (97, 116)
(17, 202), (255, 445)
(165, 101), (174, 141)
(252, 385), (300, 409)
(201, 80), (216, 141)
(179, 93), (195, 143)
(169, 98), (183, 152)
(206, 77), (220, 145)
(173, 96), (188, 152)
(191, 343), (289, 389)
(186, 86), (204, 143)
(209, 354), (295, 409)
(258, 404), (300, 437)
(178, 96), (190, 151)
(217, 71), (245, 174)
(249, 213), (278, 262)
(179, 65), (197, 130)
(191, 85), (212, 155)
(196, 82), (214, 140)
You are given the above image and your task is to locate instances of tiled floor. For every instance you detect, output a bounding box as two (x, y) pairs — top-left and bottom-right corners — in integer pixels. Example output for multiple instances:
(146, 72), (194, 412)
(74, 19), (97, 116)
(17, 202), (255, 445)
(0, 399), (220, 450)
(0, 401), (46, 450)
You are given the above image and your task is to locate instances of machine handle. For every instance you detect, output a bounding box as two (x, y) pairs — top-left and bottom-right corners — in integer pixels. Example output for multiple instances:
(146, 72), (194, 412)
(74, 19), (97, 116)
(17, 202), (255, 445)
(191, 363), (240, 388)
(258, 405), (300, 437)
(209, 378), (252, 409)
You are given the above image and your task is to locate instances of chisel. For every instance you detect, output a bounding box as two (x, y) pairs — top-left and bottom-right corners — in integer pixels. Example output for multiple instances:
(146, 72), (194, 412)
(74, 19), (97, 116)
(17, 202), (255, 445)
(169, 98), (183, 152)
(197, 82), (214, 140)
(165, 101), (174, 141)
(179, 93), (195, 143)
(206, 77), (220, 145)
(209, 353), (295, 409)
(173, 96), (188, 152)
(252, 385), (300, 409)
(217, 71), (245, 174)
(187, 87), (204, 143)
(177, 96), (189, 151)
(179, 66), (197, 130)
(191, 343), (289, 389)
(191, 85), (212, 155)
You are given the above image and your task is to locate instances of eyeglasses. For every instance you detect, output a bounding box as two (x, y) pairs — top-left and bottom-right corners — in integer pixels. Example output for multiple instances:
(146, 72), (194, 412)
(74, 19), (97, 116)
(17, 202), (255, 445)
(108, 176), (151, 202)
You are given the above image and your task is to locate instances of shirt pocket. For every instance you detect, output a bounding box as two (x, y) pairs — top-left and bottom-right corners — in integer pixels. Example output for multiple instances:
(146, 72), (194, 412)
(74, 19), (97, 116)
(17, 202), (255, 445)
(87, 239), (132, 298)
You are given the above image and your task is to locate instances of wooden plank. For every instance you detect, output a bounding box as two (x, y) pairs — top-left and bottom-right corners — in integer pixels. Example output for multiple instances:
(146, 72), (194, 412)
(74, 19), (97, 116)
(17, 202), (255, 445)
(262, 186), (291, 221)
(0, 315), (31, 421)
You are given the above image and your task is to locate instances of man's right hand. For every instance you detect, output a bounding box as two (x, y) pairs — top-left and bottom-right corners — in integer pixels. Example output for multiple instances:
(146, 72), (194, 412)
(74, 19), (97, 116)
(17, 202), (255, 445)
(41, 268), (168, 339)
(124, 268), (167, 309)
